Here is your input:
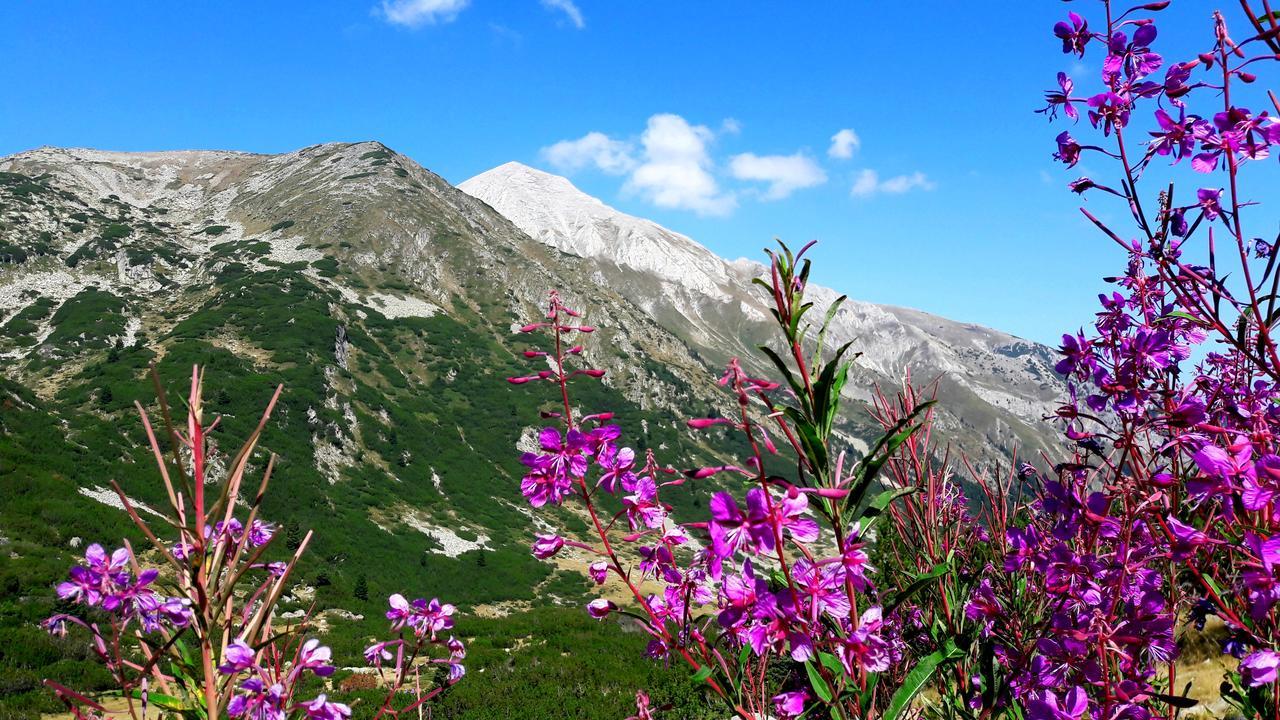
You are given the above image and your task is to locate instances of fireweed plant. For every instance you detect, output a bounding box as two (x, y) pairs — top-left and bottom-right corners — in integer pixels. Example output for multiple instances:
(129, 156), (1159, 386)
(507, 251), (956, 720)
(41, 368), (464, 720)
(1024, 0), (1280, 718)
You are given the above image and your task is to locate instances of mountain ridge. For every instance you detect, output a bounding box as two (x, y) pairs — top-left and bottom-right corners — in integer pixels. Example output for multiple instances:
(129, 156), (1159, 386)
(460, 159), (1065, 462)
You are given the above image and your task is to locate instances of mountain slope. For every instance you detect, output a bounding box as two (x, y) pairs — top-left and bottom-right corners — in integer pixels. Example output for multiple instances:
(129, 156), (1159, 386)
(460, 161), (1066, 465)
(0, 142), (759, 622)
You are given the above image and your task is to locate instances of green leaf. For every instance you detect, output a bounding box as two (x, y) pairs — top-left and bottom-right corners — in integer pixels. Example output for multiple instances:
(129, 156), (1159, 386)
(805, 661), (834, 703)
(818, 650), (843, 676)
(1151, 692), (1198, 709)
(862, 487), (918, 527)
(881, 640), (965, 720)
(884, 561), (951, 616)
(129, 689), (190, 711)
(690, 665), (714, 683)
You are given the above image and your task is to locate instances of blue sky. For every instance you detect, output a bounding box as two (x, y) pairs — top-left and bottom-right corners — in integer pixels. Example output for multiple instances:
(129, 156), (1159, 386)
(0, 1), (1255, 345)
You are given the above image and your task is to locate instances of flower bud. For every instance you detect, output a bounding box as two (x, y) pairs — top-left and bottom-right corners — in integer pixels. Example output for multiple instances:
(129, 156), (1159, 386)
(531, 534), (565, 559)
(586, 598), (618, 619)
(687, 417), (726, 429)
(588, 561), (608, 584)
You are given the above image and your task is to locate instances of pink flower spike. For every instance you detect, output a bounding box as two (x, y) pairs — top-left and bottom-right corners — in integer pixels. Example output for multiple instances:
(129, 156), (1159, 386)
(684, 465), (743, 479)
(799, 487), (851, 499)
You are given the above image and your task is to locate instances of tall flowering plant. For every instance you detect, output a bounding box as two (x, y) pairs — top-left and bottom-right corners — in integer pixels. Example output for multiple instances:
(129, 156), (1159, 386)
(507, 245), (959, 720)
(1031, 0), (1280, 718)
(42, 367), (465, 720)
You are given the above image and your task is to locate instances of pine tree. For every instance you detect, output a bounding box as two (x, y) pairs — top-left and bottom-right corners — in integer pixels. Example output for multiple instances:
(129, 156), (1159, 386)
(353, 574), (369, 601)
(285, 521), (303, 551)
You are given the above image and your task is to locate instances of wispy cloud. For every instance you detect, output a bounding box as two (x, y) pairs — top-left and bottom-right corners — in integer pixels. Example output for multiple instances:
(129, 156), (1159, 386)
(850, 169), (935, 198)
(540, 115), (929, 213)
(378, 0), (470, 27)
(828, 128), (860, 159)
(540, 0), (585, 28)
(729, 152), (826, 200)
(542, 132), (636, 175)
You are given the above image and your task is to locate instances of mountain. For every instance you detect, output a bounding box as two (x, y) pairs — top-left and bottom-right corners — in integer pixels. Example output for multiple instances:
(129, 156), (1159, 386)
(459, 161), (1065, 466)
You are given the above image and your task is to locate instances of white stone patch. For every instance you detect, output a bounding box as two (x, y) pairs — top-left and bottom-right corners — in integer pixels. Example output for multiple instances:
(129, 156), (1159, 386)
(498, 498), (557, 534)
(78, 485), (165, 519)
(266, 234), (325, 265)
(400, 512), (491, 558)
(364, 292), (439, 319)
(119, 316), (142, 348)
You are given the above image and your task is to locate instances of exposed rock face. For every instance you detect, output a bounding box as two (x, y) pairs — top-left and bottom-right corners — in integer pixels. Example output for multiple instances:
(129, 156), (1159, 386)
(335, 324), (350, 370)
(461, 162), (1066, 465)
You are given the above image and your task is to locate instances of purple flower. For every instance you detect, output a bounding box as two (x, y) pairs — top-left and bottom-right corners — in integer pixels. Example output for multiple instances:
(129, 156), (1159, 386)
(247, 520), (274, 547)
(219, 639), (257, 674)
(792, 559), (851, 620)
(301, 695), (351, 720)
(588, 560), (608, 584)
(1196, 188), (1223, 221)
(1148, 109), (1197, 161)
(1041, 73), (1082, 122)
(519, 427), (589, 507)
(296, 638), (335, 677)
(531, 533), (564, 559)
(1241, 650), (1280, 686)
(1245, 455), (1280, 511)
(596, 444), (637, 493)
(1027, 686), (1091, 720)
(1087, 92), (1131, 135)
(1053, 12), (1090, 57)
(228, 678), (286, 720)
(622, 477), (666, 530)
(1054, 132), (1082, 167)
(386, 593), (413, 630)
(1165, 516), (1210, 560)
(772, 690), (808, 720)
(837, 607), (892, 674)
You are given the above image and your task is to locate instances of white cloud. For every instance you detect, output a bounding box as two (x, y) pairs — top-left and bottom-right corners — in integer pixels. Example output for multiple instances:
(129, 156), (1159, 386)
(624, 114), (736, 216)
(720, 118), (742, 135)
(728, 152), (827, 200)
(542, 132), (636, 174)
(828, 128), (861, 159)
(849, 169), (935, 198)
(378, 0), (469, 26)
(540, 0), (585, 28)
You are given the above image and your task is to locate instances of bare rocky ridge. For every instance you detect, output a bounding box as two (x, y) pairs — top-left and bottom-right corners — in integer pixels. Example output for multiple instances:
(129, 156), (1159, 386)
(461, 161), (1066, 466)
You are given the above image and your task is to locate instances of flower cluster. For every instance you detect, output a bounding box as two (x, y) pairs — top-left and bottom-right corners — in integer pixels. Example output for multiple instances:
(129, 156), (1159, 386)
(52, 543), (192, 634)
(43, 368), (464, 720)
(1030, 1), (1280, 717)
(509, 262), (921, 719)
